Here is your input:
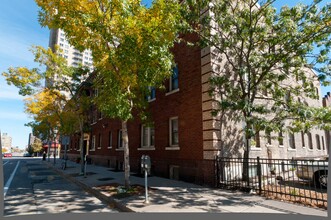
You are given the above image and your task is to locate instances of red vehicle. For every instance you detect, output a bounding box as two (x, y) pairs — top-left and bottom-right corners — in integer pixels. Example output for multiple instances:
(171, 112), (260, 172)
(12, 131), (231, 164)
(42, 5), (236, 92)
(3, 153), (12, 157)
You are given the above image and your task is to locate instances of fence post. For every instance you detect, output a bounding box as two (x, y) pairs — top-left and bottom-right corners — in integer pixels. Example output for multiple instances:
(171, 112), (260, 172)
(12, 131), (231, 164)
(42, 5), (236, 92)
(257, 157), (262, 195)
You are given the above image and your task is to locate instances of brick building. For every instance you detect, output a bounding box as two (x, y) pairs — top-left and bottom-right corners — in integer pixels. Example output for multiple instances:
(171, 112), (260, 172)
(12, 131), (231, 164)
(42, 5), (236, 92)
(63, 39), (328, 186)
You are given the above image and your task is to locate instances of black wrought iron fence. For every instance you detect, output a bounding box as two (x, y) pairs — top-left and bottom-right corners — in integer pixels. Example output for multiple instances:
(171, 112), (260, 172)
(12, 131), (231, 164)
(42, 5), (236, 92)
(215, 156), (328, 209)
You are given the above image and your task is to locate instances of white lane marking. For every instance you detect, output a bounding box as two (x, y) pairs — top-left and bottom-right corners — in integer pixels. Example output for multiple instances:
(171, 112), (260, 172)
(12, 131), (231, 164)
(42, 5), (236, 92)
(3, 161), (9, 166)
(4, 161), (20, 197)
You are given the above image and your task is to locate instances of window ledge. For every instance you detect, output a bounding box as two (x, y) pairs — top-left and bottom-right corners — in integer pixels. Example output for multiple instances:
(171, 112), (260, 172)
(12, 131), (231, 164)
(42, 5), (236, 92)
(89, 149), (95, 152)
(278, 145), (284, 148)
(165, 88), (180, 96)
(308, 148), (314, 152)
(250, 147), (261, 151)
(138, 147), (156, 151)
(148, 98), (156, 102)
(116, 148), (124, 151)
(91, 122), (97, 125)
(287, 148), (297, 152)
(97, 147), (101, 150)
(107, 146), (112, 149)
(266, 144), (273, 147)
(165, 146), (180, 150)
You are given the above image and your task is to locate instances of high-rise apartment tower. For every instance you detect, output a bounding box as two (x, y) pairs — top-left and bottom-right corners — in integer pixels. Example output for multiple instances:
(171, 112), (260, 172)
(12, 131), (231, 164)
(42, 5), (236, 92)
(49, 29), (93, 68)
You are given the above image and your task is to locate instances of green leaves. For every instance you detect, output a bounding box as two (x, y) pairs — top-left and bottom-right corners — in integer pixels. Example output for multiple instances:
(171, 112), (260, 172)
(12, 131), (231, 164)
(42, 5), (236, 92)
(36, 0), (183, 122)
(184, 0), (331, 137)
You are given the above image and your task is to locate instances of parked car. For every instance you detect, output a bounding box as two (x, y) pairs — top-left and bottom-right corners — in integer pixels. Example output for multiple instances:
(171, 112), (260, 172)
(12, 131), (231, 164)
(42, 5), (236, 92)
(3, 153), (12, 158)
(23, 153), (32, 157)
(296, 157), (328, 189)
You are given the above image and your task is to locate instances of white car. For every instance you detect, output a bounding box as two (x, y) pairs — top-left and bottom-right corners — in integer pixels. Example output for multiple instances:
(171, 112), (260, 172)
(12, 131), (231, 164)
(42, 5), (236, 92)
(296, 158), (328, 189)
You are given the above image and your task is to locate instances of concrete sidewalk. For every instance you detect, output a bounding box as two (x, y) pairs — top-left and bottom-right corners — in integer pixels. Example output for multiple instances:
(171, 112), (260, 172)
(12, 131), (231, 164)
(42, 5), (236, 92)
(44, 158), (327, 216)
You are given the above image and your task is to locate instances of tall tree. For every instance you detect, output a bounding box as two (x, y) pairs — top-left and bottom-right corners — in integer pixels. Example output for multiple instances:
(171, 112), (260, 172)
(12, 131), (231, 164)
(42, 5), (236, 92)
(183, 0), (331, 177)
(35, 0), (183, 188)
(2, 45), (91, 173)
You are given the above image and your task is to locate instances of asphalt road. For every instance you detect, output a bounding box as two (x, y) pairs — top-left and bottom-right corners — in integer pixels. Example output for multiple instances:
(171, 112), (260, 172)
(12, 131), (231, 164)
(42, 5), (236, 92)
(2, 157), (118, 217)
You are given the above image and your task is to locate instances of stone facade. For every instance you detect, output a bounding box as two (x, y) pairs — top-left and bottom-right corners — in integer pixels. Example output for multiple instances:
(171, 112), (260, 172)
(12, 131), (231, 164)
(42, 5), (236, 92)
(322, 92), (331, 155)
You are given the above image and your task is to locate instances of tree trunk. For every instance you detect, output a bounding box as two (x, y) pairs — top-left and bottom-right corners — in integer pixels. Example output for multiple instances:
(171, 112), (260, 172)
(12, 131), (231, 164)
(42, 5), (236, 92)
(122, 120), (130, 189)
(242, 138), (250, 183)
(242, 122), (251, 184)
(47, 138), (51, 162)
(79, 122), (85, 174)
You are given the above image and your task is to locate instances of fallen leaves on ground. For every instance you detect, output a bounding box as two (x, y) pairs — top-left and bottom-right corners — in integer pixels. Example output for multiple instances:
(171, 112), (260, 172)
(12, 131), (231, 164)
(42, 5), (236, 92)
(94, 183), (156, 199)
(261, 185), (327, 210)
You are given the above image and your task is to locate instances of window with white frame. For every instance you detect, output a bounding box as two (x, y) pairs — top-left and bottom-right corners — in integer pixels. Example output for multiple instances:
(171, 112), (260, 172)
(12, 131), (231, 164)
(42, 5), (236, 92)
(108, 131), (112, 148)
(98, 133), (102, 149)
(141, 125), (155, 148)
(278, 130), (284, 146)
(301, 131), (305, 147)
(118, 129), (123, 148)
(147, 87), (156, 101)
(322, 136), (325, 150)
(254, 130), (261, 148)
(92, 110), (97, 124)
(289, 133), (296, 149)
(316, 134), (321, 150)
(308, 132), (313, 149)
(91, 135), (96, 151)
(169, 117), (179, 146)
(98, 111), (103, 119)
(169, 65), (179, 91)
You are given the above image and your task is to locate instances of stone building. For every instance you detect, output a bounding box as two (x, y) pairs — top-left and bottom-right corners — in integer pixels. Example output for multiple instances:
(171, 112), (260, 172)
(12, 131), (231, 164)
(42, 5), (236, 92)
(1, 132), (12, 153)
(322, 92), (331, 155)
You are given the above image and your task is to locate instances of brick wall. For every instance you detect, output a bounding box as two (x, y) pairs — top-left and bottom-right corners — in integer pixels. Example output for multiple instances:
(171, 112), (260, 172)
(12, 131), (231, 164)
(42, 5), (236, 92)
(64, 33), (212, 185)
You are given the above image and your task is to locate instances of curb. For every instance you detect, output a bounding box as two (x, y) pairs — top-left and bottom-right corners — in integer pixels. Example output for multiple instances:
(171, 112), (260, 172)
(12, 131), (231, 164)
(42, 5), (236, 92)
(44, 161), (134, 212)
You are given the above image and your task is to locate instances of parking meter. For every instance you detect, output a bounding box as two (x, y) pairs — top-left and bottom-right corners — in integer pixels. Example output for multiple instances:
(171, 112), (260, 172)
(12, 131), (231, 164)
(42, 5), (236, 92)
(141, 155), (151, 175)
(141, 155), (151, 203)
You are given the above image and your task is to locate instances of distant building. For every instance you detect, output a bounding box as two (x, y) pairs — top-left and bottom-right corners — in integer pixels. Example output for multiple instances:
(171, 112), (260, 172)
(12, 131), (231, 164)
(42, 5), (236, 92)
(28, 133), (36, 147)
(48, 29), (93, 69)
(1, 133), (12, 152)
(46, 29), (94, 97)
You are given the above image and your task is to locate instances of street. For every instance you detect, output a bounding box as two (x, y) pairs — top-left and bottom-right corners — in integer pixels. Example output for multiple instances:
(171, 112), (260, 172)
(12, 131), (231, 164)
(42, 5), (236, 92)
(2, 157), (118, 216)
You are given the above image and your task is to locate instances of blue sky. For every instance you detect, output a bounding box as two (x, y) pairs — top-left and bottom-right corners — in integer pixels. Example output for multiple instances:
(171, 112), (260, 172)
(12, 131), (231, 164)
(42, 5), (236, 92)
(0, 0), (329, 149)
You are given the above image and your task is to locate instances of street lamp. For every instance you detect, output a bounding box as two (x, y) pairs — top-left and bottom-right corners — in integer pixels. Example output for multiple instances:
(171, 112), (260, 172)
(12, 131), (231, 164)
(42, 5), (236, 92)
(53, 127), (58, 165)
